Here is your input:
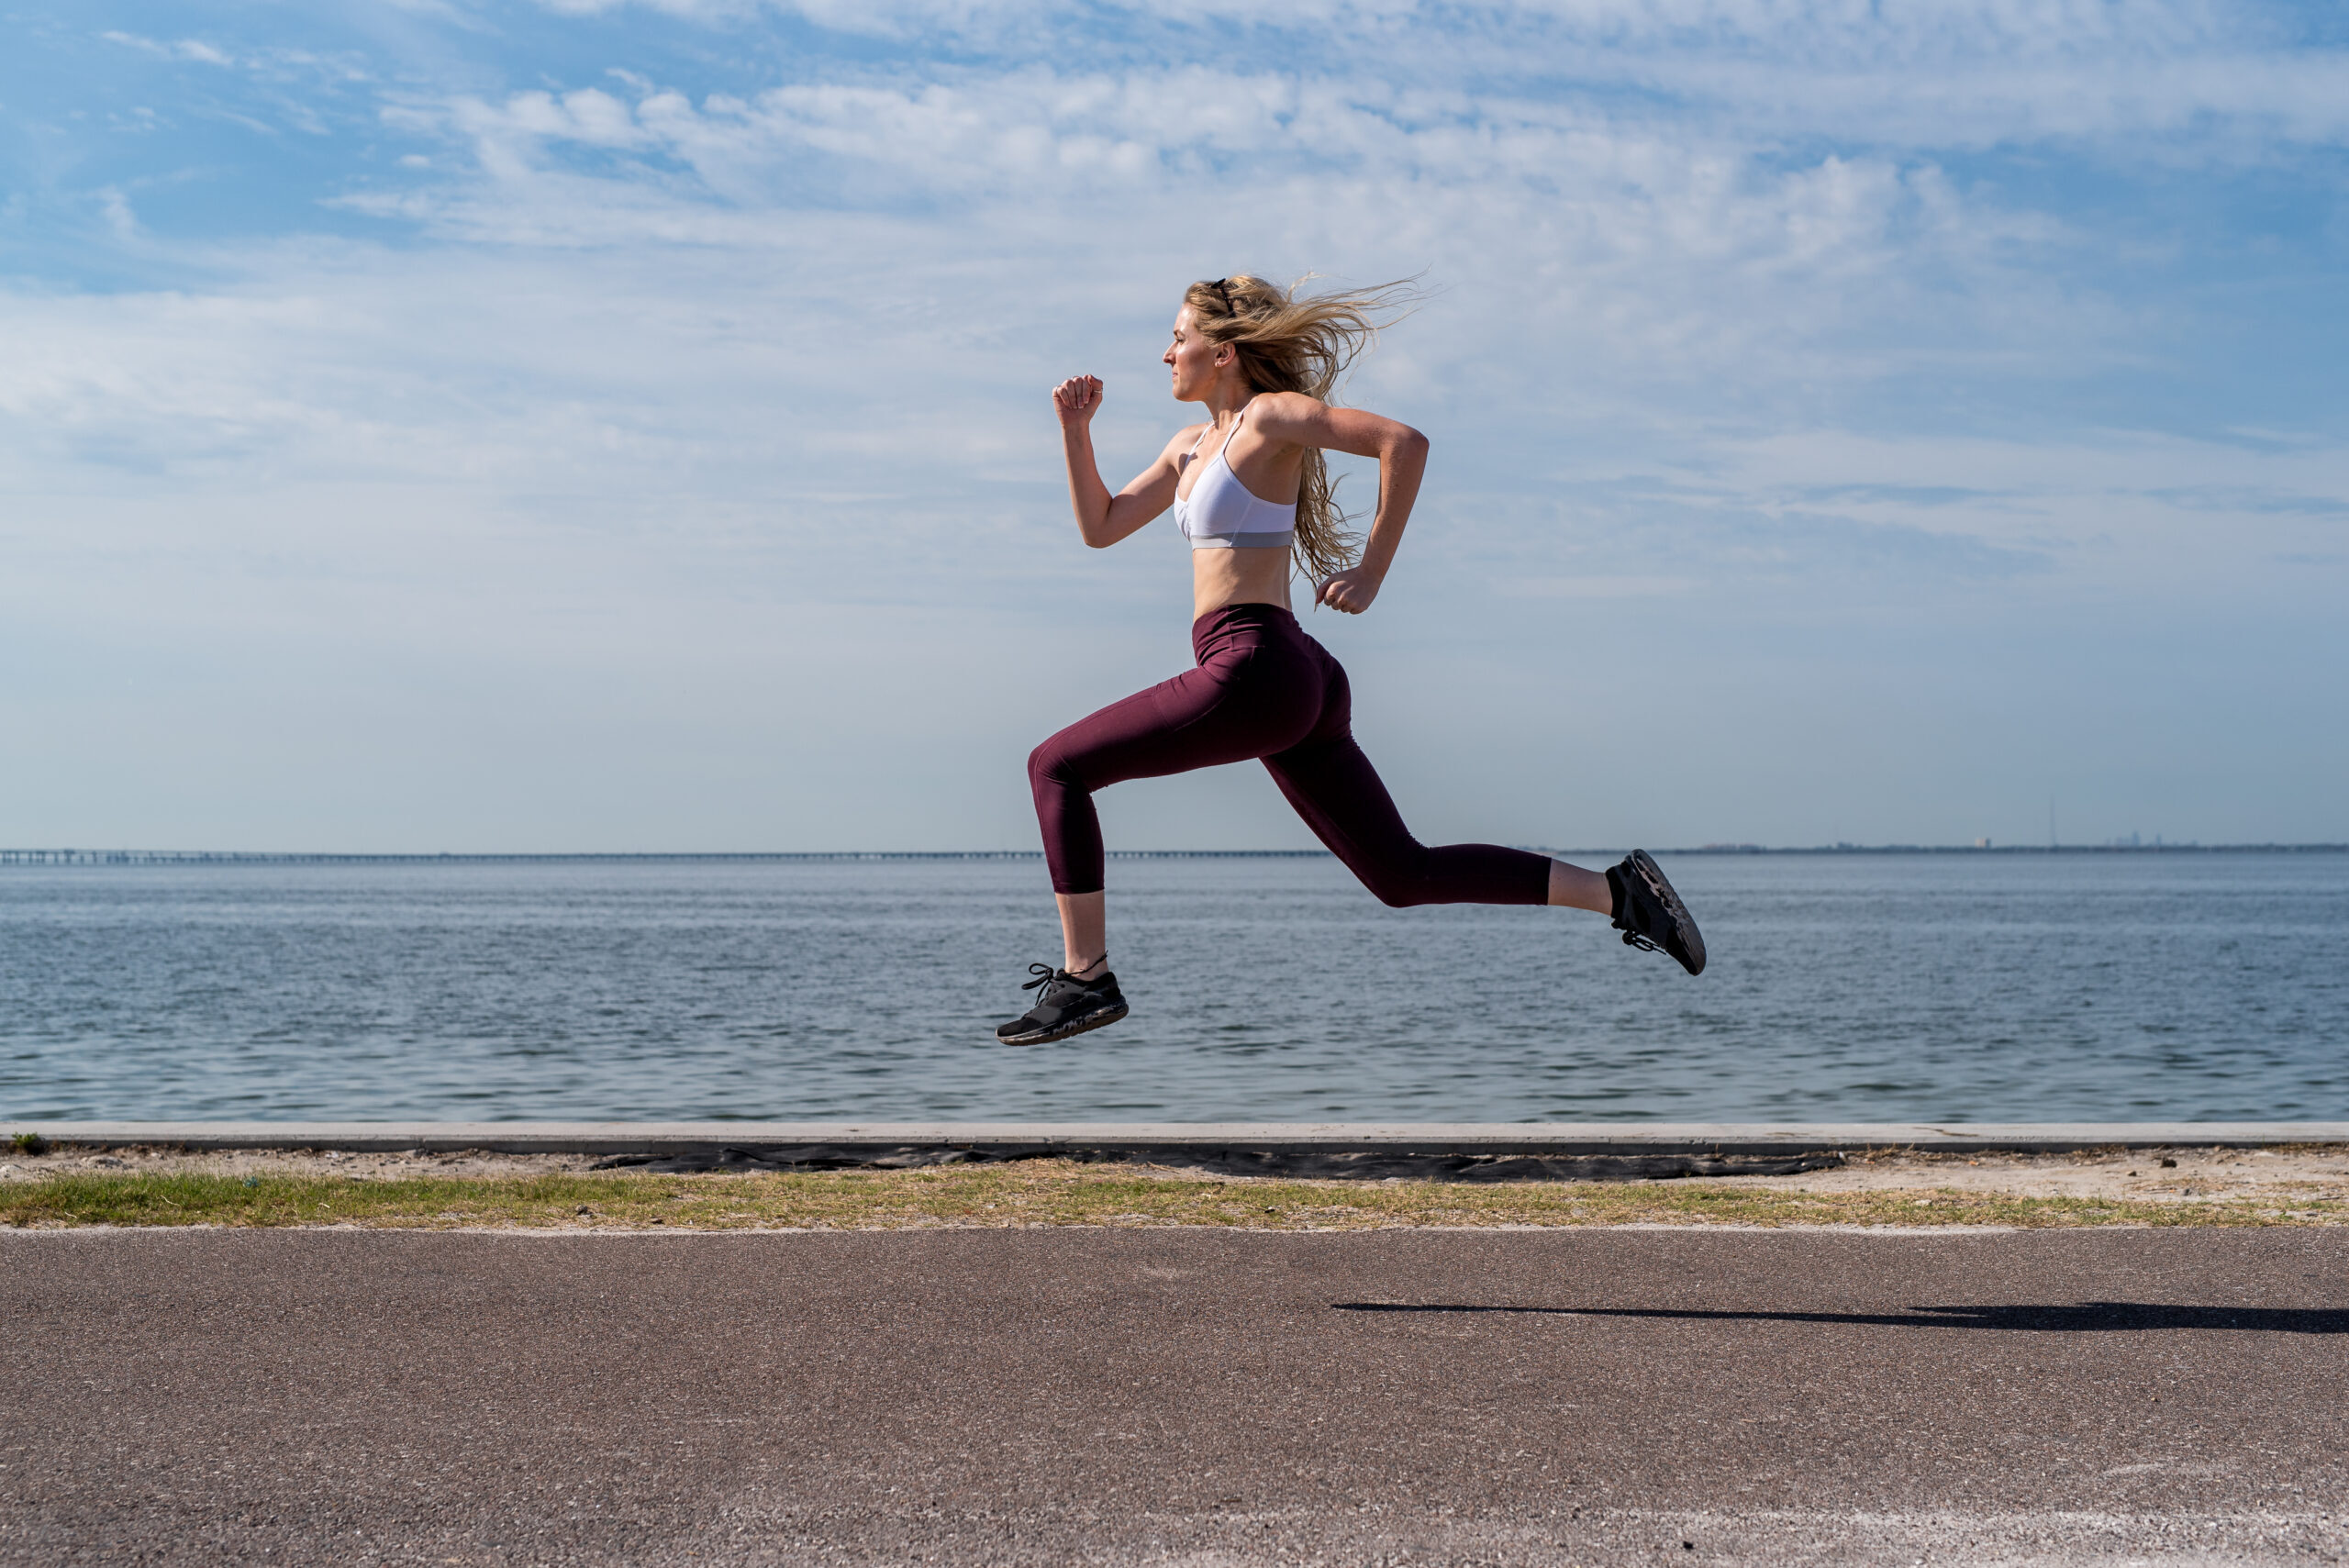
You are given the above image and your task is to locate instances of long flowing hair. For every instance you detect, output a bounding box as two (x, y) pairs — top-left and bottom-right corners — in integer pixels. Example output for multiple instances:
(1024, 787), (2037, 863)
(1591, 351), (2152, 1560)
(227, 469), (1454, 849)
(1184, 272), (1419, 585)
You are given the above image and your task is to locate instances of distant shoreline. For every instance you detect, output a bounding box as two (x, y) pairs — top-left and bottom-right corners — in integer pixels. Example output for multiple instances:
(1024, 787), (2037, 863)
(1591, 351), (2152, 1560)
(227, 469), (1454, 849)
(4, 843), (2344, 866)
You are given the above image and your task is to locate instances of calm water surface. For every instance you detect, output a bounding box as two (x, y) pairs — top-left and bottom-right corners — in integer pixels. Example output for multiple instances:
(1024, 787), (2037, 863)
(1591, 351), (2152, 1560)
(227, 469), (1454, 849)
(2, 853), (2343, 1122)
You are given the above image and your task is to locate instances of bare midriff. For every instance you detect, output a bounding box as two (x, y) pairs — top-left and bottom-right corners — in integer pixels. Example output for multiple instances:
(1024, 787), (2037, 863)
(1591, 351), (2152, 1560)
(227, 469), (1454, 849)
(1191, 546), (1296, 621)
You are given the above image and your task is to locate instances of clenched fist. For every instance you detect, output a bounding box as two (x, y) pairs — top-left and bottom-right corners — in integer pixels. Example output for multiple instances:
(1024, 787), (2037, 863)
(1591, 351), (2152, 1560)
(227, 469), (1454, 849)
(1318, 567), (1384, 615)
(1052, 375), (1104, 428)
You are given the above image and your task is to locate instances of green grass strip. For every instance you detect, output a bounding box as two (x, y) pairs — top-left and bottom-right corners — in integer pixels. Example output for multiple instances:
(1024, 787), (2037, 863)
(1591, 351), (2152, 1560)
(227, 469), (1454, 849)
(4, 1162), (2343, 1230)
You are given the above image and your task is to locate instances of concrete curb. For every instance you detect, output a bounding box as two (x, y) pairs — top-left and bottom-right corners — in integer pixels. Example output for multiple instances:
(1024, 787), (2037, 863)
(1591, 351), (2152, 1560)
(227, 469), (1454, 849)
(10, 1122), (2347, 1156)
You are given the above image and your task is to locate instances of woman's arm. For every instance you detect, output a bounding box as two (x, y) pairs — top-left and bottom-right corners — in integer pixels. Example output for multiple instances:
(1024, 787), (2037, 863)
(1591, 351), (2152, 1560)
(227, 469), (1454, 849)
(1245, 394), (1429, 614)
(1054, 375), (1183, 549)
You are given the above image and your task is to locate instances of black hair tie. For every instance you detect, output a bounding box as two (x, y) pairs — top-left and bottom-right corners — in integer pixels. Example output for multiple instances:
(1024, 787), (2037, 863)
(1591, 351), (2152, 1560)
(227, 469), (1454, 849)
(1211, 278), (1236, 315)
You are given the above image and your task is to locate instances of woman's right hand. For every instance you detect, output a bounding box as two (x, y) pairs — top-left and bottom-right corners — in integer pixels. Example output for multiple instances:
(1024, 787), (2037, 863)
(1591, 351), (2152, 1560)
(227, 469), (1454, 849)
(1052, 375), (1103, 428)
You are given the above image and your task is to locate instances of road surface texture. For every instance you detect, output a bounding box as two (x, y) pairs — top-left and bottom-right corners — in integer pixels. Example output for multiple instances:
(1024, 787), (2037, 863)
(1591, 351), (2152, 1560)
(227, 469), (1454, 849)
(4, 1228), (2345, 1566)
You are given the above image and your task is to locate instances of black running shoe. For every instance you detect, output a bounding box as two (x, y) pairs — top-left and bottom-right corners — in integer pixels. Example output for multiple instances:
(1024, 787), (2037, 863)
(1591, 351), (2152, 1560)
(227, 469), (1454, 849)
(1607, 850), (1707, 975)
(995, 962), (1130, 1045)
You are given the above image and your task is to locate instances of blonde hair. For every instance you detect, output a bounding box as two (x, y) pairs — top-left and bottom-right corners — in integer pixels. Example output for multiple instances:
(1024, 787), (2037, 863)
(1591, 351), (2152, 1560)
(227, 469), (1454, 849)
(1184, 272), (1419, 584)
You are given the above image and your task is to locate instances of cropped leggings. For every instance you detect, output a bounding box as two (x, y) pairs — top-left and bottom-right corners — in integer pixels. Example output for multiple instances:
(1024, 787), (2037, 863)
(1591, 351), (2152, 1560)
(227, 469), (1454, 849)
(1028, 603), (1550, 906)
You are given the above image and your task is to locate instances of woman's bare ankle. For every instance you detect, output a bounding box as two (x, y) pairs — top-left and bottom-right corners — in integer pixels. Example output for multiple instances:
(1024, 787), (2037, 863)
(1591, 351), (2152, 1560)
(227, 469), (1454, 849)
(1546, 859), (1614, 916)
(1064, 953), (1109, 981)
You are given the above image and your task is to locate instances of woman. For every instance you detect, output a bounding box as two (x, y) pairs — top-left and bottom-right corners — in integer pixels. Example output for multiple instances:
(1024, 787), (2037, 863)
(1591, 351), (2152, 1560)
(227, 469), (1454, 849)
(997, 274), (1704, 1046)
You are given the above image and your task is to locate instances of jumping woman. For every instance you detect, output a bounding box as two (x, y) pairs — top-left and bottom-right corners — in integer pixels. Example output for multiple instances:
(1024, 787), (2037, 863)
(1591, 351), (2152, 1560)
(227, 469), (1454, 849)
(996, 274), (1705, 1046)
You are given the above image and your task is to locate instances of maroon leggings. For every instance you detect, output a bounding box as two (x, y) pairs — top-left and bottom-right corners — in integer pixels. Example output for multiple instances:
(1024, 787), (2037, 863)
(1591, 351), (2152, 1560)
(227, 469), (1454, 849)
(1028, 603), (1550, 906)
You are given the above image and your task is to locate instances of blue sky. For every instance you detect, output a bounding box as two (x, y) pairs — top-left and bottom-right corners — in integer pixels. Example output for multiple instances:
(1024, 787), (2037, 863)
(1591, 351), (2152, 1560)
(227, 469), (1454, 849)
(3, 0), (2344, 851)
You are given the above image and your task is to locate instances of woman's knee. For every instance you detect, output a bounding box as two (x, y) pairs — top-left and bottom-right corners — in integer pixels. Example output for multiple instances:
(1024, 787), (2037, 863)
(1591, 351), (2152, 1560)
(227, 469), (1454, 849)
(1352, 852), (1432, 908)
(1028, 733), (1089, 795)
(1026, 740), (1062, 793)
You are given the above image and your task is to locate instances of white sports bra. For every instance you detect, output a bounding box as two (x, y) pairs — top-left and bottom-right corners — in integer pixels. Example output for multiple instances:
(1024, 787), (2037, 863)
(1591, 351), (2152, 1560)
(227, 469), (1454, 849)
(1173, 404), (1297, 550)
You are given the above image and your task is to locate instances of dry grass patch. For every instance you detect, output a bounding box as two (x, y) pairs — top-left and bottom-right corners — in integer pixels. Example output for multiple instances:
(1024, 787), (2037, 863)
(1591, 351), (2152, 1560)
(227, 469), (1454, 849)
(4, 1160), (2345, 1231)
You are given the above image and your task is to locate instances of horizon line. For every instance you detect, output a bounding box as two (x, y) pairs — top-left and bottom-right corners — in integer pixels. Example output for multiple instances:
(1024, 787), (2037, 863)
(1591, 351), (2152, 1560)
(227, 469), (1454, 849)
(4, 843), (2345, 866)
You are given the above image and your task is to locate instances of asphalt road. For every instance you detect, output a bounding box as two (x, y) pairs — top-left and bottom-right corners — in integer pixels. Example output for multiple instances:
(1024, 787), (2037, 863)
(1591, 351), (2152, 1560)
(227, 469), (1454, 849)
(4, 1228), (2345, 1566)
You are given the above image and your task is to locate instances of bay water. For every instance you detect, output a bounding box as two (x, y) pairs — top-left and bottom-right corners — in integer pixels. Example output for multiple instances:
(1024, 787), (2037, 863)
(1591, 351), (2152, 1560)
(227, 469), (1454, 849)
(2, 851), (2342, 1123)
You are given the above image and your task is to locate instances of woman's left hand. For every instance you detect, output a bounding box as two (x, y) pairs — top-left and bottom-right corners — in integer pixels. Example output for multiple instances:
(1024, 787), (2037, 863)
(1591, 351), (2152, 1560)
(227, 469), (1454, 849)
(1318, 568), (1383, 615)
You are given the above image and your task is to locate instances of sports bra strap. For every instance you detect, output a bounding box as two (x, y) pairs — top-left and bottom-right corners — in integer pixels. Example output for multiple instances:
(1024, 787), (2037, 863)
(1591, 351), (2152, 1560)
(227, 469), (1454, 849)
(1187, 402), (1248, 460)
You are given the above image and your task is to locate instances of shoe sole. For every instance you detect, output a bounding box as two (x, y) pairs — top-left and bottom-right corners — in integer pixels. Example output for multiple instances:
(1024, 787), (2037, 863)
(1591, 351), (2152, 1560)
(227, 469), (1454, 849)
(995, 1001), (1130, 1047)
(1626, 849), (1706, 976)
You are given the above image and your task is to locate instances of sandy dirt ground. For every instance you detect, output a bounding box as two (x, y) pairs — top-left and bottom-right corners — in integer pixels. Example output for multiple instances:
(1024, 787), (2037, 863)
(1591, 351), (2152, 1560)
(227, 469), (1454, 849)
(6, 1141), (2346, 1204)
(1723, 1143), (2349, 1204)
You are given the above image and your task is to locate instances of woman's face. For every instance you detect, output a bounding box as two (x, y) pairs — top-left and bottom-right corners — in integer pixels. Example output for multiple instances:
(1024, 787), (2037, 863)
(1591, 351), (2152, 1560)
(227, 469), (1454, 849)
(1163, 304), (1228, 402)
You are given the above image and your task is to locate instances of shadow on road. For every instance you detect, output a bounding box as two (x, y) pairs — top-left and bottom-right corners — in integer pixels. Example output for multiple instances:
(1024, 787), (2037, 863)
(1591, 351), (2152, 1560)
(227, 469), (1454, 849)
(1332, 1302), (2349, 1332)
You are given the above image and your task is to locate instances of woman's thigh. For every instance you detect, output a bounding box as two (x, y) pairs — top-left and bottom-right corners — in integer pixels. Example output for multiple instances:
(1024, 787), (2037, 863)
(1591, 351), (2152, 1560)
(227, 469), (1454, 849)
(1038, 650), (1323, 791)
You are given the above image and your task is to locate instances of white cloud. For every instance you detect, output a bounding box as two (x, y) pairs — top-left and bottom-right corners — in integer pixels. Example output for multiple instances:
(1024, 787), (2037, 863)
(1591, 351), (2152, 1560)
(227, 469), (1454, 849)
(102, 30), (237, 65)
(499, 0), (2349, 150)
(358, 61), (2118, 436)
(451, 87), (658, 150)
(95, 186), (141, 240)
(17, 48), (2310, 583)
